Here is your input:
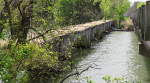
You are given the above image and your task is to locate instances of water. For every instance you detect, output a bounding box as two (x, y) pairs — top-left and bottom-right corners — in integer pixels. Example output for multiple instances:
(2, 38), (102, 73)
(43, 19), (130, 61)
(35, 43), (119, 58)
(64, 31), (150, 83)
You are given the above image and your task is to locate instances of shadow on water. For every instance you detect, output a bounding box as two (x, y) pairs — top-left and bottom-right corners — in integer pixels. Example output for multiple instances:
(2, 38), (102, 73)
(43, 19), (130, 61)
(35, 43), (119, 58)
(143, 56), (150, 82)
(137, 55), (150, 83)
(71, 36), (108, 66)
(139, 44), (150, 83)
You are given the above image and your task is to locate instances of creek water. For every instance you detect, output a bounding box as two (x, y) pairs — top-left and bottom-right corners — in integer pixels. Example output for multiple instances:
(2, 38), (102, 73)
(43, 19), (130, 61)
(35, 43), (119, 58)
(64, 31), (150, 83)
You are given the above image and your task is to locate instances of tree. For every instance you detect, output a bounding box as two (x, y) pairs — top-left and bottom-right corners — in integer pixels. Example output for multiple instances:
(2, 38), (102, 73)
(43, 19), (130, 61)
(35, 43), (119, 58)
(0, 0), (12, 38)
(99, 0), (130, 28)
(100, 0), (112, 20)
(0, 0), (56, 43)
(113, 0), (130, 28)
(16, 0), (33, 43)
(54, 0), (102, 26)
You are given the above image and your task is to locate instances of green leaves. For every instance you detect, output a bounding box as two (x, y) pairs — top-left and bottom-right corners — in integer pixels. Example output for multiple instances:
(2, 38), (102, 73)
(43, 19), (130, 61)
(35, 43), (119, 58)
(137, 2), (146, 8)
(0, 50), (14, 83)
(102, 75), (142, 83)
(100, 0), (130, 23)
(0, 43), (59, 83)
(54, 0), (102, 26)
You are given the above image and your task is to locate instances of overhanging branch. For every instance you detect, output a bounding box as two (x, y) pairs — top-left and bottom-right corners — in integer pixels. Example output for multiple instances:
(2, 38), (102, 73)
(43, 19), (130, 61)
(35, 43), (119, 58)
(27, 29), (52, 42)
(60, 65), (101, 83)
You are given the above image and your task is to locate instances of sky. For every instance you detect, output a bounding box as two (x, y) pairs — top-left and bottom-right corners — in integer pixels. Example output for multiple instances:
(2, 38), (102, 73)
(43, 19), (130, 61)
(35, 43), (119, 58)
(130, 0), (147, 4)
(129, 0), (147, 6)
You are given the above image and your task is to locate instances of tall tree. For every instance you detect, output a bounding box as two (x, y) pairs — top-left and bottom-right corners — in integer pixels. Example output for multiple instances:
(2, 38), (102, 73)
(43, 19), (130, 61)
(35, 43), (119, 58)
(16, 0), (33, 43)
(99, 0), (130, 27)
(0, 0), (12, 38)
(54, 0), (102, 26)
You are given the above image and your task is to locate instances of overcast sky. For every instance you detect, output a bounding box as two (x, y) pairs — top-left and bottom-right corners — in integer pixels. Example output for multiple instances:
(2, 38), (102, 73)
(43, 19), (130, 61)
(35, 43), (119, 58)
(130, 0), (147, 4)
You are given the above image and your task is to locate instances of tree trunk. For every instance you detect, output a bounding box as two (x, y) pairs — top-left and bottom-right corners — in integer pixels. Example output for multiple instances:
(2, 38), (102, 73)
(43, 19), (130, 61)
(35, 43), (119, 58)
(17, 17), (30, 44)
(0, 26), (3, 36)
(17, 0), (33, 44)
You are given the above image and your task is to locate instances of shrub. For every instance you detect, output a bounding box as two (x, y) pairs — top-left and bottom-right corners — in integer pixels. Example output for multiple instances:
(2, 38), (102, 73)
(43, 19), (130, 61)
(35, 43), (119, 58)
(0, 43), (59, 83)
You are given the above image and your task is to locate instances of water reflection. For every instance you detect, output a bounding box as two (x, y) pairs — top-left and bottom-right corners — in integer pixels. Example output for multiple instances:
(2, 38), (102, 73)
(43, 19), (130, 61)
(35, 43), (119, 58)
(65, 31), (150, 83)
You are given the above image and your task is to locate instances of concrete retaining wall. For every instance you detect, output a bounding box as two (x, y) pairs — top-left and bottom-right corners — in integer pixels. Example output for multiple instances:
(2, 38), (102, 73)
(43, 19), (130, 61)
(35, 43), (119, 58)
(47, 20), (114, 58)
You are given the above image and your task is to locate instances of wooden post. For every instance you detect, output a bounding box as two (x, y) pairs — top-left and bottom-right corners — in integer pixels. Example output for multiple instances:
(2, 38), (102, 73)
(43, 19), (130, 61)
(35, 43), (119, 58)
(139, 7), (142, 32)
(145, 1), (150, 41)
(141, 6), (146, 40)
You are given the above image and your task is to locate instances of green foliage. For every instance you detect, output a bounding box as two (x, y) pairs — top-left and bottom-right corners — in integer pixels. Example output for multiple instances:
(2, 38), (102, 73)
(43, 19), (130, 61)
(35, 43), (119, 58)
(99, 0), (130, 20)
(0, 43), (59, 83)
(97, 0), (130, 28)
(0, 50), (15, 83)
(32, 0), (56, 30)
(0, 0), (132, 82)
(54, 0), (102, 26)
(24, 44), (58, 69)
(85, 77), (96, 83)
(102, 75), (142, 83)
(100, 0), (112, 19)
(137, 2), (146, 8)
(54, 0), (74, 26)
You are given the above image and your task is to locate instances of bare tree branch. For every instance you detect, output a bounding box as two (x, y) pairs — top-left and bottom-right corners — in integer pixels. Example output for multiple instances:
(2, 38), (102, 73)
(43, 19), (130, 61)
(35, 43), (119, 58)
(27, 29), (52, 41)
(17, 5), (24, 17)
(60, 65), (101, 83)
(29, 28), (46, 41)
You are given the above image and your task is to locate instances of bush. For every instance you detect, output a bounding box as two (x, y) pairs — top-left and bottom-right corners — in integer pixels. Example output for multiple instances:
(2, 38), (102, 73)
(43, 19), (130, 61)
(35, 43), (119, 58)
(102, 75), (142, 83)
(0, 43), (59, 83)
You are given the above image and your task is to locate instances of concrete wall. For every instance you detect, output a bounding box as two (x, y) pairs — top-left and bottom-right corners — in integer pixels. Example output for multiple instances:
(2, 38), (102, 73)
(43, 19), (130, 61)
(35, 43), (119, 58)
(48, 20), (114, 58)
